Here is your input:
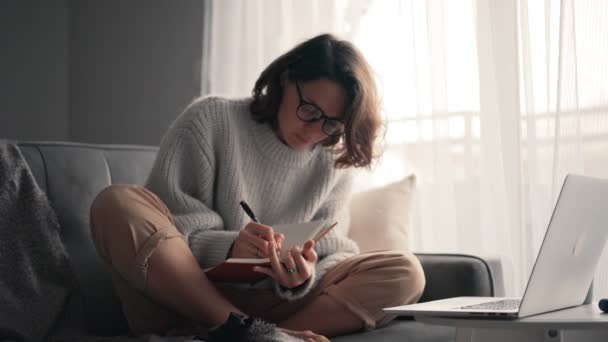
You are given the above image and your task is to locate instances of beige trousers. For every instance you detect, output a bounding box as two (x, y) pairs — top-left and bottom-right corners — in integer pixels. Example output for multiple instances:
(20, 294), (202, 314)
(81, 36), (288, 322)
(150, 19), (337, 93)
(89, 184), (425, 335)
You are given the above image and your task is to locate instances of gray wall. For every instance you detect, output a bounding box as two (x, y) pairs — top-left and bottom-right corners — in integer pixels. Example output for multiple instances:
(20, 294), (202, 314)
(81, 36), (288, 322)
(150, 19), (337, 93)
(0, 0), (70, 141)
(0, 0), (204, 146)
(69, 0), (204, 145)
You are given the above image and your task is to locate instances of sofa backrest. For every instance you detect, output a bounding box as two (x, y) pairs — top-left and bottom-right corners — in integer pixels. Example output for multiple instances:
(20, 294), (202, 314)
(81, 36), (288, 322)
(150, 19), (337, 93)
(18, 141), (158, 336)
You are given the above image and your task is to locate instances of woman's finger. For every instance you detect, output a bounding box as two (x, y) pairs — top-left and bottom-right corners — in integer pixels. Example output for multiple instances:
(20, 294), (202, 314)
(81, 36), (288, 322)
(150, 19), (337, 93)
(286, 247), (310, 287)
(241, 230), (269, 255)
(282, 248), (298, 275)
(244, 222), (276, 243)
(274, 233), (285, 249)
(267, 241), (290, 286)
(292, 248), (311, 279)
(244, 242), (259, 257)
(302, 240), (318, 263)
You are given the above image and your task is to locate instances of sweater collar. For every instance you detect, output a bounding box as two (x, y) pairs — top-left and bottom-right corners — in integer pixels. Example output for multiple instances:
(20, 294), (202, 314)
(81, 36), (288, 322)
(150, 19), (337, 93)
(249, 118), (318, 169)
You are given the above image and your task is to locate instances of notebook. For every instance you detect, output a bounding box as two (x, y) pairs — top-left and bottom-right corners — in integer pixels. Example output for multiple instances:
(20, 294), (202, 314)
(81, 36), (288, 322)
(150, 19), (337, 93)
(204, 220), (337, 282)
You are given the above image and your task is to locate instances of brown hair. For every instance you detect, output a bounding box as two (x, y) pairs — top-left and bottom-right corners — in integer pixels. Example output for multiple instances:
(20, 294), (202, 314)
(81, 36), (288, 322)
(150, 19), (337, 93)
(250, 33), (382, 169)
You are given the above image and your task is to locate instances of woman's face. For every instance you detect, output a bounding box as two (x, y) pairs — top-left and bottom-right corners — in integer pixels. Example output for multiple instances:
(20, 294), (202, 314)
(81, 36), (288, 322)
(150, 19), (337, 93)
(276, 78), (347, 150)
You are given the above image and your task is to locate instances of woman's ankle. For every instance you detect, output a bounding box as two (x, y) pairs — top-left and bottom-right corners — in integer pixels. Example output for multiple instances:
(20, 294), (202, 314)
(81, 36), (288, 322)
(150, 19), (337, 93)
(203, 312), (305, 342)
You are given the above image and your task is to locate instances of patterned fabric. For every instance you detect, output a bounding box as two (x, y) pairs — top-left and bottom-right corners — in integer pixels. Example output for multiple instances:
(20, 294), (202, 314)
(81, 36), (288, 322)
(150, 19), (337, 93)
(0, 142), (75, 341)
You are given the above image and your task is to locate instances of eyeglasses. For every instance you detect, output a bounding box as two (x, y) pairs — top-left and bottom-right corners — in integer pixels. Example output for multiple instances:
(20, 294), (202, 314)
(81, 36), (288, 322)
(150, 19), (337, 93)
(295, 80), (345, 137)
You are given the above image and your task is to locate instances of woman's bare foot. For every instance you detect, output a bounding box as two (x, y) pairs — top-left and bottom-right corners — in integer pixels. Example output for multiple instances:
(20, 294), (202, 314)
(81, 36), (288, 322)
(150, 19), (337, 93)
(278, 328), (331, 342)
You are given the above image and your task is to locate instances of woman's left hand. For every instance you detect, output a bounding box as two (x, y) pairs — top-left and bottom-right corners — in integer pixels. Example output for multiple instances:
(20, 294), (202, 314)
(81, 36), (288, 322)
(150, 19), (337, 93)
(253, 239), (318, 288)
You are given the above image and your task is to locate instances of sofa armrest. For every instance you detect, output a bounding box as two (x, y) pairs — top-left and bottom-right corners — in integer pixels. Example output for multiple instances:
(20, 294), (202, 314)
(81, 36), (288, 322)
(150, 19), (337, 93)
(415, 253), (495, 303)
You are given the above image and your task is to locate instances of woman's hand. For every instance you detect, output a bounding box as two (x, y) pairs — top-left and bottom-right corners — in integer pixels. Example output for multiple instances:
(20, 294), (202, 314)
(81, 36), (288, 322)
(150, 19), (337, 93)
(253, 239), (318, 288)
(230, 222), (284, 259)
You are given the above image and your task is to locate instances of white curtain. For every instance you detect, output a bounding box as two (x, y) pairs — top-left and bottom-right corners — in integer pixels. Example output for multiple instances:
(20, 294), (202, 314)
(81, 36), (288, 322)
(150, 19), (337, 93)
(201, 0), (370, 96)
(202, 0), (608, 298)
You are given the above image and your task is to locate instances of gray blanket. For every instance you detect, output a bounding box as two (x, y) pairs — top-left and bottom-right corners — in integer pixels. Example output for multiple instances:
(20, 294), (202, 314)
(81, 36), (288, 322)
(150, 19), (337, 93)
(0, 142), (75, 341)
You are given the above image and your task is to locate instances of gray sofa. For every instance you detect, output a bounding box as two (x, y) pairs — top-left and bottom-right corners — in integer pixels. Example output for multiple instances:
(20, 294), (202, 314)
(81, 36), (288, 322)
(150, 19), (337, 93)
(16, 141), (495, 342)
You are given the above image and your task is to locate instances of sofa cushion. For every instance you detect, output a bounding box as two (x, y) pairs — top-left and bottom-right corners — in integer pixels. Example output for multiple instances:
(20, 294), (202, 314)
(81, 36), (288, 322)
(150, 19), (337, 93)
(348, 174), (416, 254)
(416, 253), (494, 303)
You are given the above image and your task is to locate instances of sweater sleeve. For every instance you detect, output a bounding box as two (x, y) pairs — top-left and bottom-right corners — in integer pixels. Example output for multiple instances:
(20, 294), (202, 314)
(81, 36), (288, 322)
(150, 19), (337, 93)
(145, 103), (238, 269)
(274, 168), (360, 300)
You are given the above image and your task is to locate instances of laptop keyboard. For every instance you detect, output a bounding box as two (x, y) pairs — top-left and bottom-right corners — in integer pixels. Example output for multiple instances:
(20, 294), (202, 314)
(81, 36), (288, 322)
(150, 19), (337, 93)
(459, 299), (521, 311)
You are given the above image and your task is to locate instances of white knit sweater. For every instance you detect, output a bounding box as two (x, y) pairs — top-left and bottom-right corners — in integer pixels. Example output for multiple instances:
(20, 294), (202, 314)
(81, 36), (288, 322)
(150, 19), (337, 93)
(145, 96), (359, 300)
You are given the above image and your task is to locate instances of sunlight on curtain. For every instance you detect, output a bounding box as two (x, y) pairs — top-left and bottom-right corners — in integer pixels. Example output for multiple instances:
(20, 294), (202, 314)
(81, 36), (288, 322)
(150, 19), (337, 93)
(518, 0), (608, 297)
(351, 0), (524, 293)
(351, 0), (608, 297)
(203, 0), (608, 298)
(204, 0), (365, 96)
(350, 0), (469, 280)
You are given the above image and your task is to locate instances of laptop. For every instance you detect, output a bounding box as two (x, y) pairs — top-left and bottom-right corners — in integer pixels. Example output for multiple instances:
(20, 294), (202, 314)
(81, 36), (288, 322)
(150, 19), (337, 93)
(384, 174), (608, 318)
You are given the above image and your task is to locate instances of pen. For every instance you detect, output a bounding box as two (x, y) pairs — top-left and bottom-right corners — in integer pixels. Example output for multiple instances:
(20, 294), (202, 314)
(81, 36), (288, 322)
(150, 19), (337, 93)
(239, 201), (282, 258)
(239, 201), (260, 223)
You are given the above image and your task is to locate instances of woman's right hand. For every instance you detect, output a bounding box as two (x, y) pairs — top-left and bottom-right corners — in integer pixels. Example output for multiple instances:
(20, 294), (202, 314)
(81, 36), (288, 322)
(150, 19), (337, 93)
(230, 222), (284, 259)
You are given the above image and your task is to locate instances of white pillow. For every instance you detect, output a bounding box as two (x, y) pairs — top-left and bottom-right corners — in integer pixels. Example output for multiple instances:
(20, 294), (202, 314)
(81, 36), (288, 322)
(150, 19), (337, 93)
(348, 174), (416, 253)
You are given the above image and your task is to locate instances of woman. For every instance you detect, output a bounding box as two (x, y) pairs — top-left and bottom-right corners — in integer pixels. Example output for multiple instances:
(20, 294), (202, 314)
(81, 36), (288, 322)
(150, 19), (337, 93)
(90, 34), (425, 341)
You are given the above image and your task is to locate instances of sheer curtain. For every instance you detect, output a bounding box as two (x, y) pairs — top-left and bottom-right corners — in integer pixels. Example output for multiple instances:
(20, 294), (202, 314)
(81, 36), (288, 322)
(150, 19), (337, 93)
(202, 0), (608, 298)
(201, 0), (369, 96)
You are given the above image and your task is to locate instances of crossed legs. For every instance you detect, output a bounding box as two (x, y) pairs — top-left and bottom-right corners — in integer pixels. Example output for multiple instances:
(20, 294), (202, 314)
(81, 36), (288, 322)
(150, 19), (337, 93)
(90, 184), (425, 337)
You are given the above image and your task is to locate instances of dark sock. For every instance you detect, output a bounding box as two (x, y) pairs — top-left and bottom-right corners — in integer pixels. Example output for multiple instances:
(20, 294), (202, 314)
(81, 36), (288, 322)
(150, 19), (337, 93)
(201, 312), (304, 342)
